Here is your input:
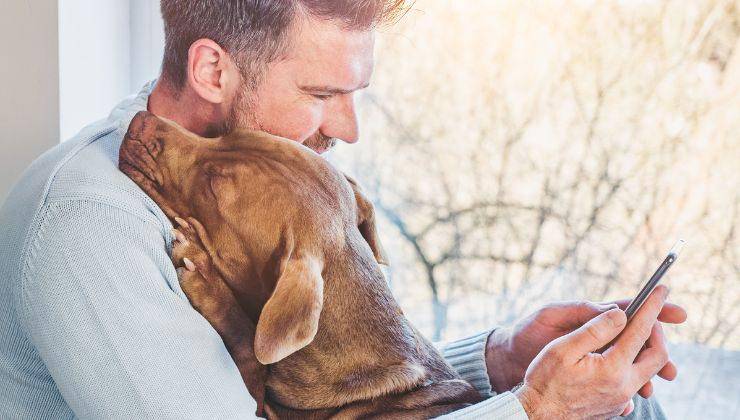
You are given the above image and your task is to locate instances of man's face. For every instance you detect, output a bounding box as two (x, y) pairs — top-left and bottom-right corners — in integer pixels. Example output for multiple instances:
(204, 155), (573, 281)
(229, 17), (375, 154)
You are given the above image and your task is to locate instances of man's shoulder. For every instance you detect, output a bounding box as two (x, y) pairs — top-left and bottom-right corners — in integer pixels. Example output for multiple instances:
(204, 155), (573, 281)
(6, 117), (162, 217)
(0, 117), (168, 271)
(46, 120), (139, 203)
(33, 119), (169, 230)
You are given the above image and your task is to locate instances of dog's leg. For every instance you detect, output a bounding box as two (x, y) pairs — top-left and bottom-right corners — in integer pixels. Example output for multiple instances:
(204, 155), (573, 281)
(264, 400), (338, 420)
(172, 216), (268, 416)
(331, 379), (482, 420)
(365, 403), (474, 420)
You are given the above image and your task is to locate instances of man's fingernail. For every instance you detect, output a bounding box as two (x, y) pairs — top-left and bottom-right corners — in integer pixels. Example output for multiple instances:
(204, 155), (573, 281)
(605, 308), (626, 328)
(183, 257), (196, 271)
(175, 217), (190, 228)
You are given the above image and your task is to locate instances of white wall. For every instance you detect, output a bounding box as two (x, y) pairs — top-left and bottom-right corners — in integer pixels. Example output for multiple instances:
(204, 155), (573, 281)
(59, 0), (164, 140)
(130, 0), (166, 92)
(0, 0), (60, 203)
(58, 0), (131, 140)
(0, 0), (165, 202)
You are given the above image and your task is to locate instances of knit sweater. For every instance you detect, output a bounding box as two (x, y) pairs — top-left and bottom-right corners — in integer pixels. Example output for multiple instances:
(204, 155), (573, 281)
(0, 80), (527, 419)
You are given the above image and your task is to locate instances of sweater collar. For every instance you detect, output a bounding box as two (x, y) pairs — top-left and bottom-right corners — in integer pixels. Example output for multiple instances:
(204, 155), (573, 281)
(109, 79), (158, 140)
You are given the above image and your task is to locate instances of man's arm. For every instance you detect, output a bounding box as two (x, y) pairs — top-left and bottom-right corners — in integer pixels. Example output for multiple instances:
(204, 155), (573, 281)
(436, 331), (529, 419)
(437, 330), (496, 396)
(19, 199), (259, 419)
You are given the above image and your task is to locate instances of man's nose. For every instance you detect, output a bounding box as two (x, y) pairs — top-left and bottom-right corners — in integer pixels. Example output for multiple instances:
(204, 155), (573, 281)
(320, 94), (359, 144)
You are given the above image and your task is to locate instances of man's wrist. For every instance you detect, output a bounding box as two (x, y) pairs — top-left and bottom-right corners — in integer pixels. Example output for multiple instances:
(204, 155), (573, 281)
(485, 327), (518, 393)
(513, 383), (543, 420)
(515, 382), (572, 420)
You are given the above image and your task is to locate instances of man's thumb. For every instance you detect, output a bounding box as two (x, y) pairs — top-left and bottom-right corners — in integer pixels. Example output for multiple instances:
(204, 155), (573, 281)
(568, 301), (620, 328)
(563, 308), (627, 357)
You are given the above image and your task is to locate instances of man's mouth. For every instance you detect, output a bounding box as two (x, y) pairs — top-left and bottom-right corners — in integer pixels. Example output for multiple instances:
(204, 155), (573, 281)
(304, 133), (337, 154)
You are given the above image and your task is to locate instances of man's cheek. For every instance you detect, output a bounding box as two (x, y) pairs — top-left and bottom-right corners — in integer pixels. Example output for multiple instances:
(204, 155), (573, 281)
(274, 108), (323, 143)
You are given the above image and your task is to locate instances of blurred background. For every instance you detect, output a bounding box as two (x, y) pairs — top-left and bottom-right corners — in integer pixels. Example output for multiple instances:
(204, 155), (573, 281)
(333, 2), (739, 417)
(332, 1), (740, 416)
(1, 0), (738, 418)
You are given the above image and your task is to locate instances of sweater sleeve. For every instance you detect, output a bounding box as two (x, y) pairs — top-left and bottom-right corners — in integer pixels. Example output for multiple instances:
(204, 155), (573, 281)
(437, 330), (529, 419)
(434, 392), (529, 419)
(19, 199), (259, 419)
(438, 329), (495, 396)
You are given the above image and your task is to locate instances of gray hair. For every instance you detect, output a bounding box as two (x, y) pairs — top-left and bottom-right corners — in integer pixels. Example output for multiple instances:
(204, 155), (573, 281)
(160, 0), (409, 90)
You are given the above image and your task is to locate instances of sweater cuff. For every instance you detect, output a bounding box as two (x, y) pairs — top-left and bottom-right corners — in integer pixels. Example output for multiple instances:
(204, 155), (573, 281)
(437, 329), (495, 397)
(433, 391), (529, 420)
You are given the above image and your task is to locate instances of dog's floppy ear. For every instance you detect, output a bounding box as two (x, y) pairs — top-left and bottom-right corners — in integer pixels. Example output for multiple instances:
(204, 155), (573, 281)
(344, 175), (389, 266)
(254, 252), (324, 364)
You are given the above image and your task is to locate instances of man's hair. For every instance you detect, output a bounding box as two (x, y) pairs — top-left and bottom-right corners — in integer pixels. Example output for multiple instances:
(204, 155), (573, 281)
(160, 0), (409, 90)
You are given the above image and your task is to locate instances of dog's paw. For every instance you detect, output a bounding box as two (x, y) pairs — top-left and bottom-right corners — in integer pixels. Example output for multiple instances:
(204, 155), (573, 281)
(171, 217), (209, 268)
(171, 216), (217, 294)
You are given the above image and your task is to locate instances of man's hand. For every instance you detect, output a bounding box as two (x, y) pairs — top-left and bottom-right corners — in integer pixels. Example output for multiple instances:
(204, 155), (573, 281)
(514, 285), (674, 419)
(485, 290), (687, 395)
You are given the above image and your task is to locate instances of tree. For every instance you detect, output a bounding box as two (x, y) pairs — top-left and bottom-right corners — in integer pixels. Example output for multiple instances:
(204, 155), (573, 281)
(332, 0), (740, 347)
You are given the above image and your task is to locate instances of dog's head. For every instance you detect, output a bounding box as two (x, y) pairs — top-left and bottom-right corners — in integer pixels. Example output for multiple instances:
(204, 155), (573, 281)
(120, 111), (388, 365)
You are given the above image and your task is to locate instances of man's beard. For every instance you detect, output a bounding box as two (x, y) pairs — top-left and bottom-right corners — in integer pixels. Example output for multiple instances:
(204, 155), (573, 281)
(224, 84), (256, 135)
(302, 132), (337, 154)
(226, 84), (337, 155)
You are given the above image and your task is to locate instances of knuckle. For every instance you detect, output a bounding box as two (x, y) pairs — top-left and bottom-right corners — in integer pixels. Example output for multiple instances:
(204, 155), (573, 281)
(585, 323), (605, 343)
(618, 386), (633, 403)
(633, 322), (652, 341)
(574, 300), (596, 315)
(604, 371), (622, 388)
(545, 343), (567, 364)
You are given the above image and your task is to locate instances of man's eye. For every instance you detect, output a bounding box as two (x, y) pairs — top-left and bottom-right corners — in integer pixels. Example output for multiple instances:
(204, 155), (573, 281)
(312, 94), (333, 101)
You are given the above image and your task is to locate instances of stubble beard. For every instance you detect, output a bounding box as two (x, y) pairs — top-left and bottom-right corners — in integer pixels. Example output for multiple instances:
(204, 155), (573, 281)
(226, 83), (337, 155)
(302, 132), (337, 154)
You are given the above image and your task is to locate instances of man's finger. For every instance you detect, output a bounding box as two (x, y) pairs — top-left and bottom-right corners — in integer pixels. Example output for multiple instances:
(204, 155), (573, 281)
(557, 308), (626, 358)
(620, 399), (635, 417)
(630, 323), (670, 390)
(540, 301), (619, 331)
(570, 301), (620, 328)
(638, 380), (654, 398)
(658, 360), (678, 381)
(632, 345), (669, 389)
(608, 299), (686, 324)
(607, 285), (668, 363)
(646, 322), (677, 382)
(629, 321), (670, 389)
(640, 322), (668, 359)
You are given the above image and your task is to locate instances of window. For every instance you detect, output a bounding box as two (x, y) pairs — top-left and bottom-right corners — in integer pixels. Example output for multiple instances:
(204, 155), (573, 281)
(59, 0), (163, 140)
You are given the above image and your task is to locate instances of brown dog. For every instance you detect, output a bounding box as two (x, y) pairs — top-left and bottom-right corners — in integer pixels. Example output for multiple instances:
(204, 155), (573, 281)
(119, 111), (482, 419)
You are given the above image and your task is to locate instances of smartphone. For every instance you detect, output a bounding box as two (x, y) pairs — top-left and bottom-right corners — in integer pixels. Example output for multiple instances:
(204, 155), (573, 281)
(595, 240), (685, 354)
(624, 239), (685, 321)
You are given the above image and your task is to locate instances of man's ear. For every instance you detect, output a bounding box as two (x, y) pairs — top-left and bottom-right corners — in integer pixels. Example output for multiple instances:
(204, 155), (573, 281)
(254, 253), (324, 365)
(344, 175), (389, 266)
(187, 38), (238, 105)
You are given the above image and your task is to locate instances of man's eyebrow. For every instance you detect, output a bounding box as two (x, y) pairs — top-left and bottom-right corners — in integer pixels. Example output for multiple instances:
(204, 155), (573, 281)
(299, 83), (370, 95)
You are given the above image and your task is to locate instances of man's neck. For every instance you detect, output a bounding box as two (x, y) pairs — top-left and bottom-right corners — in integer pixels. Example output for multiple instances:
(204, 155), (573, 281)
(147, 79), (225, 138)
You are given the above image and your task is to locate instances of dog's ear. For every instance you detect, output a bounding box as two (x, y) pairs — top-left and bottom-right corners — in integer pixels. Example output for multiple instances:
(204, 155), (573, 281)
(344, 175), (389, 266)
(254, 253), (324, 364)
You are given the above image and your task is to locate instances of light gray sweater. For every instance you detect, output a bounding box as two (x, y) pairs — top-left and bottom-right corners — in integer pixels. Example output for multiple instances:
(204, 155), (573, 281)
(0, 80), (527, 419)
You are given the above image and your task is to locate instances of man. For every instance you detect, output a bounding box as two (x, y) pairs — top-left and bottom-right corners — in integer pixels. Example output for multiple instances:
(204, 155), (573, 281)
(0, 1), (686, 418)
